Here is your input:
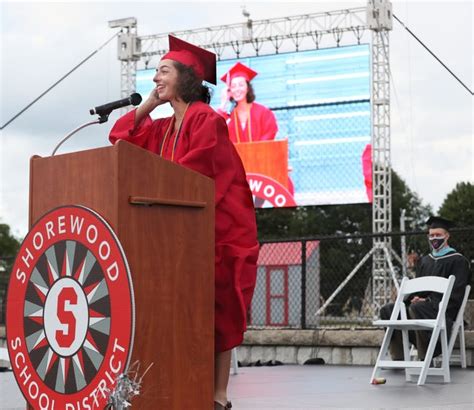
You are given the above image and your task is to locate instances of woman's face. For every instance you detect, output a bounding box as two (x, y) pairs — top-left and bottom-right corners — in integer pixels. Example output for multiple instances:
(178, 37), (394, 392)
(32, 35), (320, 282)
(153, 59), (179, 101)
(230, 76), (248, 102)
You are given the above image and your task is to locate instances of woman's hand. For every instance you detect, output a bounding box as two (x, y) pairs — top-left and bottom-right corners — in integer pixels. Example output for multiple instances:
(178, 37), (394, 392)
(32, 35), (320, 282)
(134, 89), (166, 127)
(219, 87), (231, 110)
(149, 87), (167, 108)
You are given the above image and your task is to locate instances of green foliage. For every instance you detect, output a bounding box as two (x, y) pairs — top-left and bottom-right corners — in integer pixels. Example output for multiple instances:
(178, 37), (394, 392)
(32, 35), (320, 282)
(0, 222), (21, 278)
(391, 171), (432, 231)
(256, 204), (372, 240)
(438, 182), (474, 227)
(256, 169), (435, 312)
(0, 222), (21, 322)
(318, 237), (373, 315)
(438, 181), (474, 261)
(256, 169), (432, 241)
(0, 223), (21, 257)
(438, 182), (474, 299)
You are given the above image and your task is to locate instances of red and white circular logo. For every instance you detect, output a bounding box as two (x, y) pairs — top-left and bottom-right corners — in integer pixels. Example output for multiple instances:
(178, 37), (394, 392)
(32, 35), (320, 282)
(7, 205), (134, 410)
(247, 173), (297, 208)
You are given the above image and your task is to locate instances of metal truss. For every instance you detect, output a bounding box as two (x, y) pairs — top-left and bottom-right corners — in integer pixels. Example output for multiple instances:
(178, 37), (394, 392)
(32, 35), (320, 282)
(111, 1), (396, 315)
(136, 7), (367, 64)
(108, 17), (140, 107)
(371, 28), (393, 310)
(369, 0), (395, 312)
(120, 61), (137, 100)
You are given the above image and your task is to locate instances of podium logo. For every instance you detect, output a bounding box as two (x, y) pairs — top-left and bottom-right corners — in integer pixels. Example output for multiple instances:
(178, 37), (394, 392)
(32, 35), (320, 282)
(247, 173), (296, 208)
(6, 205), (135, 410)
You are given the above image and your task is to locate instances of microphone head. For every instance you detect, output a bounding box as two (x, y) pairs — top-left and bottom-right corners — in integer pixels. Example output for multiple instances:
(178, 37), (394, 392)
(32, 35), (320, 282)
(130, 93), (142, 106)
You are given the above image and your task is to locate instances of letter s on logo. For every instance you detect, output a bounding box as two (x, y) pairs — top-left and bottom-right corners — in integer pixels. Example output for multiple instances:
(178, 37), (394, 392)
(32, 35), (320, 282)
(56, 287), (77, 348)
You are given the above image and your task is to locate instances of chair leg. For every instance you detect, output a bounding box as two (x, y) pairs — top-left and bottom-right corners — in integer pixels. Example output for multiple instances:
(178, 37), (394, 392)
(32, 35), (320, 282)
(370, 327), (394, 383)
(401, 329), (412, 381)
(459, 322), (467, 369)
(447, 326), (458, 360)
(417, 327), (442, 385)
(440, 329), (450, 383)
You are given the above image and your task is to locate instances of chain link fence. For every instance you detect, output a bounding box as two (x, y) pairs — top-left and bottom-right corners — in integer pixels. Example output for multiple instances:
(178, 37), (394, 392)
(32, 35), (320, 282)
(1, 228), (472, 328)
(250, 228), (474, 330)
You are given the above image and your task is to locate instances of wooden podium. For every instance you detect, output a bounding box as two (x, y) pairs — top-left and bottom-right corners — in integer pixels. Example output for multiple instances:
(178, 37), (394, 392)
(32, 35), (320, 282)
(28, 140), (215, 409)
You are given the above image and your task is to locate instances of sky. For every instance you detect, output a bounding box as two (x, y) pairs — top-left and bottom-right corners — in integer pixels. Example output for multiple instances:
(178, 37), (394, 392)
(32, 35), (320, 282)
(1, 0), (473, 238)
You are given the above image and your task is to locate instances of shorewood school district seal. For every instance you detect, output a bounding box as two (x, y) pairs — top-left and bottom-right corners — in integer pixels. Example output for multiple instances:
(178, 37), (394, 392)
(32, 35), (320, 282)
(6, 206), (135, 410)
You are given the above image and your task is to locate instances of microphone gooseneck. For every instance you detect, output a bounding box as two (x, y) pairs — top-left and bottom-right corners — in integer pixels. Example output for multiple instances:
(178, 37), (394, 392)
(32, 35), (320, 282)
(51, 119), (103, 156)
(52, 93), (143, 157)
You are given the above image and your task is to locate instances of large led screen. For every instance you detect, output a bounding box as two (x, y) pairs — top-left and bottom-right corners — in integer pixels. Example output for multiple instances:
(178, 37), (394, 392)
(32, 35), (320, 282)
(136, 44), (372, 207)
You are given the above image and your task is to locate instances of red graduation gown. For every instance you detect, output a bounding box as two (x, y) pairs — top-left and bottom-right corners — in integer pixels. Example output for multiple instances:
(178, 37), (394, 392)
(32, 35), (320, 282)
(109, 101), (259, 352)
(219, 102), (278, 143)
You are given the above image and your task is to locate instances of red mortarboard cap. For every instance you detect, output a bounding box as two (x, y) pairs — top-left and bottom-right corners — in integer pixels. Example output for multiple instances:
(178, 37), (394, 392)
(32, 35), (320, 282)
(426, 216), (455, 231)
(220, 62), (258, 84)
(162, 35), (216, 84)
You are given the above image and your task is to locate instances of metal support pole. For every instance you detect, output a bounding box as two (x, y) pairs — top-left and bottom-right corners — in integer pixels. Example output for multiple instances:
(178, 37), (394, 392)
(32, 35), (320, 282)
(109, 17), (140, 115)
(401, 209), (407, 277)
(370, 0), (393, 311)
(389, 247), (403, 267)
(382, 245), (400, 291)
(315, 247), (376, 317)
(301, 241), (307, 329)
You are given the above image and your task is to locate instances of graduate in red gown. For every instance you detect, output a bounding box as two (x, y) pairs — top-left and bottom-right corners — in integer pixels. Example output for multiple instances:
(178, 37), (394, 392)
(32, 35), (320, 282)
(218, 62), (278, 143)
(109, 35), (259, 410)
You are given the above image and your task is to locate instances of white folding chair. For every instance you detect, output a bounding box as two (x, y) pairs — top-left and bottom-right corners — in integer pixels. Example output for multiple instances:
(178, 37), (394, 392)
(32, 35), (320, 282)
(370, 275), (455, 385)
(440, 284), (471, 368)
(410, 285), (470, 368)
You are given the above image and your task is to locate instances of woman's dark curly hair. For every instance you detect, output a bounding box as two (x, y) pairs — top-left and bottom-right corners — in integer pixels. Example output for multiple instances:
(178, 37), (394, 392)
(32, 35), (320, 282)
(173, 61), (212, 104)
(245, 81), (256, 103)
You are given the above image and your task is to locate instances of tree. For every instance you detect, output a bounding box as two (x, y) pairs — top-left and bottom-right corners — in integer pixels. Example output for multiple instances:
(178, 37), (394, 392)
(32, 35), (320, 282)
(0, 223), (20, 268)
(438, 182), (474, 299)
(391, 171), (432, 231)
(256, 169), (432, 240)
(0, 222), (21, 323)
(438, 182), (474, 227)
(256, 169), (432, 315)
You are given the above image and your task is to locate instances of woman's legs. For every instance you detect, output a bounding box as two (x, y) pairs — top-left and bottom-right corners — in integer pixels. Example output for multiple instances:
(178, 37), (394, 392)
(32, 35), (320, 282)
(214, 349), (232, 406)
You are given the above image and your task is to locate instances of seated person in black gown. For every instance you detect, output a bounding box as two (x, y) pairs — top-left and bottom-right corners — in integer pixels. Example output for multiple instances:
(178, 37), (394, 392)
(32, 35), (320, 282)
(380, 216), (471, 360)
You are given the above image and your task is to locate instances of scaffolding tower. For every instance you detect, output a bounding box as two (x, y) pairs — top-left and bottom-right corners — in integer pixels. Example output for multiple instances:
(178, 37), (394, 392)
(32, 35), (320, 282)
(367, 0), (396, 310)
(108, 17), (141, 100)
(110, 1), (396, 312)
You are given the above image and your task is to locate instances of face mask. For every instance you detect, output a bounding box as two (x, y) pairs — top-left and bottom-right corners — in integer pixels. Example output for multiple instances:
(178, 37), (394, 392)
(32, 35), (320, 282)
(429, 236), (447, 251)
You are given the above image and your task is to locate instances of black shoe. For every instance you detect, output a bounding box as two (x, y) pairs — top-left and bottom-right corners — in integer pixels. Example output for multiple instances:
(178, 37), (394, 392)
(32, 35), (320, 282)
(214, 401), (232, 409)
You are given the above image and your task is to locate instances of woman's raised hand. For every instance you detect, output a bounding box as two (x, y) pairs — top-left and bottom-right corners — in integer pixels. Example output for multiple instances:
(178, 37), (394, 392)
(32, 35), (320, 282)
(133, 89), (166, 127)
(219, 87), (231, 110)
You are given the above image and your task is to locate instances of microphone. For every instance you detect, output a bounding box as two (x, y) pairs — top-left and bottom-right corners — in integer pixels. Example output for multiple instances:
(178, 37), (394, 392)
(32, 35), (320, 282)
(90, 93), (142, 116)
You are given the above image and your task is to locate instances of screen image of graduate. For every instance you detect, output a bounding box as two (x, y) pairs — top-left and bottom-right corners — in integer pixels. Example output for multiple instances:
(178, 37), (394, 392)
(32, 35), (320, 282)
(109, 35), (259, 410)
(217, 62), (278, 143)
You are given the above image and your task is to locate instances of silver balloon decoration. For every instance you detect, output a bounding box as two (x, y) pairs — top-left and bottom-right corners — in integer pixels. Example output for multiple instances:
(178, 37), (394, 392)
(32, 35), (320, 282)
(105, 361), (154, 409)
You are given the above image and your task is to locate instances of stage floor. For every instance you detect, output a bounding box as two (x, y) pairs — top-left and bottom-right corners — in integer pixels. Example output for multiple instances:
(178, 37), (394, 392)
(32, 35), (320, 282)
(1, 364), (473, 409)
